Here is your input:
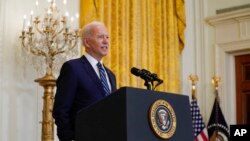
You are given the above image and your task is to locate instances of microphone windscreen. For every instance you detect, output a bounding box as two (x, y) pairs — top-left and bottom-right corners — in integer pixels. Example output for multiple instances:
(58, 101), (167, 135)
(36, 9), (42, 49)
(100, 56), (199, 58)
(130, 67), (141, 76)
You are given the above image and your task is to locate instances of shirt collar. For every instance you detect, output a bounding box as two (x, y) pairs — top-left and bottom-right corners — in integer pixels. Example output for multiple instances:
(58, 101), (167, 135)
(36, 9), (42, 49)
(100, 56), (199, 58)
(85, 53), (103, 67)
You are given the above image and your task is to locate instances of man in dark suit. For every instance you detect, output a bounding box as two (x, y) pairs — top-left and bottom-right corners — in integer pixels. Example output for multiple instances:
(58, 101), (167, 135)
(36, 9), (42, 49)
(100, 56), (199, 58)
(52, 21), (117, 141)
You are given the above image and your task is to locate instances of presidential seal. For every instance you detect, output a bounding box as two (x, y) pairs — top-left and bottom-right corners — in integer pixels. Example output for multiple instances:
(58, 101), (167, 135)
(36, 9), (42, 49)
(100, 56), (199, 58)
(149, 99), (177, 139)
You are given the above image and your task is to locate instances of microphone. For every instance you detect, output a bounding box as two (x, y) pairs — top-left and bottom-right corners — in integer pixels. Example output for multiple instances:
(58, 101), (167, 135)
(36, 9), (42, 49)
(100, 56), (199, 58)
(151, 73), (163, 84)
(131, 67), (153, 81)
(130, 67), (163, 83)
(131, 67), (164, 90)
(130, 67), (141, 76)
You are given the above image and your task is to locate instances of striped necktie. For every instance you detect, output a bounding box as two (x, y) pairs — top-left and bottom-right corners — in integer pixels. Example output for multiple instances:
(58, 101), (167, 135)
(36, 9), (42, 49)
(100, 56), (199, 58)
(97, 62), (111, 96)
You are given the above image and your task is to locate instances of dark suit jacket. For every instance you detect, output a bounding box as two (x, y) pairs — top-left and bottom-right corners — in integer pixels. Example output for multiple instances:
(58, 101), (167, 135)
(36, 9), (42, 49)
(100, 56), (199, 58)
(52, 55), (116, 141)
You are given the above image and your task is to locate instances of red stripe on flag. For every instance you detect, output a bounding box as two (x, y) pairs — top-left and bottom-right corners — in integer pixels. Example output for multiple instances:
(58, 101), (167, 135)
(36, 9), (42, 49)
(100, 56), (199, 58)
(200, 130), (209, 140)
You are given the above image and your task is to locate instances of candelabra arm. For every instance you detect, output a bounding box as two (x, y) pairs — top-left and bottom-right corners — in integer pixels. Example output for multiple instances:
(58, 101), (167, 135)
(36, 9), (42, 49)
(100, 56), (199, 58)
(54, 40), (78, 56)
(55, 41), (67, 53)
(54, 36), (75, 54)
(21, 41), (27, 50)
(30, 47), (47, 57)
(34, 23), (44, 35)
(52, 26), (66, 39)
(54, 49), (65, 55)
(69, 40), (78, 50)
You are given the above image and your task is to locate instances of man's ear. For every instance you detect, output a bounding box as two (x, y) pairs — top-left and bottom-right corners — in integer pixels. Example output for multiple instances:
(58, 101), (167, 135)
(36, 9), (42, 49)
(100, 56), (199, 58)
(83, 38), (90, 48)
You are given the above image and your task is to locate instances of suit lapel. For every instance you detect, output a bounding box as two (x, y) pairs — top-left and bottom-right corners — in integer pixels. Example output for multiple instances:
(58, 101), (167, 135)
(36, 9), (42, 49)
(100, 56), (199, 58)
(81, 55), (115, 93)
(80, 56), (103, 89)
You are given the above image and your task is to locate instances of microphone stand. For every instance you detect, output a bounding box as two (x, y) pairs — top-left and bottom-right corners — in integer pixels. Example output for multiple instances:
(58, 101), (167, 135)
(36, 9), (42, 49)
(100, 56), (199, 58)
(152, 81), (161, 90)
(130, 67), (163, 90)
(144, 80), (152, 90)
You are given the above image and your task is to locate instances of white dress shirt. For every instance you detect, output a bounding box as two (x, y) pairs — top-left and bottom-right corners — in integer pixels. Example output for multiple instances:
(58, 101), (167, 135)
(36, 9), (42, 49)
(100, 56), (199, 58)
(85, 53), (111, 91)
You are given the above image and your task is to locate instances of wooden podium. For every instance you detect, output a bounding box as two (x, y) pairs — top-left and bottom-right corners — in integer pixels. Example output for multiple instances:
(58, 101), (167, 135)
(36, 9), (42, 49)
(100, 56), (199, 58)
(75, 87), (194, 141)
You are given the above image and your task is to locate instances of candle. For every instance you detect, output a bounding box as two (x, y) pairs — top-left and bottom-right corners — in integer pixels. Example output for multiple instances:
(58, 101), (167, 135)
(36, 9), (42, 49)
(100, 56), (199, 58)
(35, 1), (39, 15)
(70, 17), (74, 22)
(27, 21), (31, 27)
(52, 0), (56, 9)
(35, 1), (39, 6)
(30, 10), (34, 26)
(75, 13), (79, 19)
(62, 0), (67, 12)
(65, 11), (69, 17)
(47, 9), (52, 18)
(23, 15), (27, 30)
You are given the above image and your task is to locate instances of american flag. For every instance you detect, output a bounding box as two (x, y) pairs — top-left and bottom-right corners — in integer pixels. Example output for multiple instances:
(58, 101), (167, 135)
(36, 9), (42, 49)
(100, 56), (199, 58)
(191, 99), (209, 141)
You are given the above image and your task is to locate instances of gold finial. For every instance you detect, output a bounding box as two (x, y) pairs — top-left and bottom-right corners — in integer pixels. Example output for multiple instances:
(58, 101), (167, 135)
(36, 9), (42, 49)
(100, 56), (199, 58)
(211, 76), (221, 90)
(188, 74), (199, 99)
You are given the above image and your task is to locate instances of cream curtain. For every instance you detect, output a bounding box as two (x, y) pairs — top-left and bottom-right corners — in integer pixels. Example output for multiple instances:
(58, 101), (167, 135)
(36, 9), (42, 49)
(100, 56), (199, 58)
(79, 0), (186, 93)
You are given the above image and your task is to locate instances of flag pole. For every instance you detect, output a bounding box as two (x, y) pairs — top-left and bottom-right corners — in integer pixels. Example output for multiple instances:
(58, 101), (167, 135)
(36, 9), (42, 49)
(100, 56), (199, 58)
(210, 76), (225, 141)
(211, 76), (221, 90)
(208, 76), (230, 141)
(189, 74), (209, 141)
(188, 74), (199, 100)
(211, 76), (221, 139)
(211, 76), (221, 103)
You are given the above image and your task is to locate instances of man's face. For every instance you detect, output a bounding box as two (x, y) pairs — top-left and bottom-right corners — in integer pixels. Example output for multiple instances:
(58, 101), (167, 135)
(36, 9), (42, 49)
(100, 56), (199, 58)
(85, 25), (109, 61)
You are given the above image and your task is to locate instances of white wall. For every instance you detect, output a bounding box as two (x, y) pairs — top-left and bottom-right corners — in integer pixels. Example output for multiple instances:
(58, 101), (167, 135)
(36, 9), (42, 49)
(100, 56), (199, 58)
(182, 0), (250, 124)
(0, 0), (79, 140)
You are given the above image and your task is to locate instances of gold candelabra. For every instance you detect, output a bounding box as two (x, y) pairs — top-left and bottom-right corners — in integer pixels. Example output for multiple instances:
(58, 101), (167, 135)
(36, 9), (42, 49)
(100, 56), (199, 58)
(19, 0), (80, 141)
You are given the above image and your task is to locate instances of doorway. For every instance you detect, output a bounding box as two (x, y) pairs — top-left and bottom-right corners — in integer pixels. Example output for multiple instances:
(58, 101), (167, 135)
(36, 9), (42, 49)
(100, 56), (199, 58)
(235, 54), (250, 124)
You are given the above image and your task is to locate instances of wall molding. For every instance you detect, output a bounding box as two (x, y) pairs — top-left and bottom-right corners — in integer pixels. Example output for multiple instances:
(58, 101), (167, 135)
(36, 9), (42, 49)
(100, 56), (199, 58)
(216, 4), (250, 14)
(207, 8), (250, 124)
(207, 8), (250, 25)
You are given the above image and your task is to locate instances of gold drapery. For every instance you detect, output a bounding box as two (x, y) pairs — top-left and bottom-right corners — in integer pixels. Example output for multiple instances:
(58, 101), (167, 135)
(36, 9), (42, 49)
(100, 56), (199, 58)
(79, 0), (186, 93)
